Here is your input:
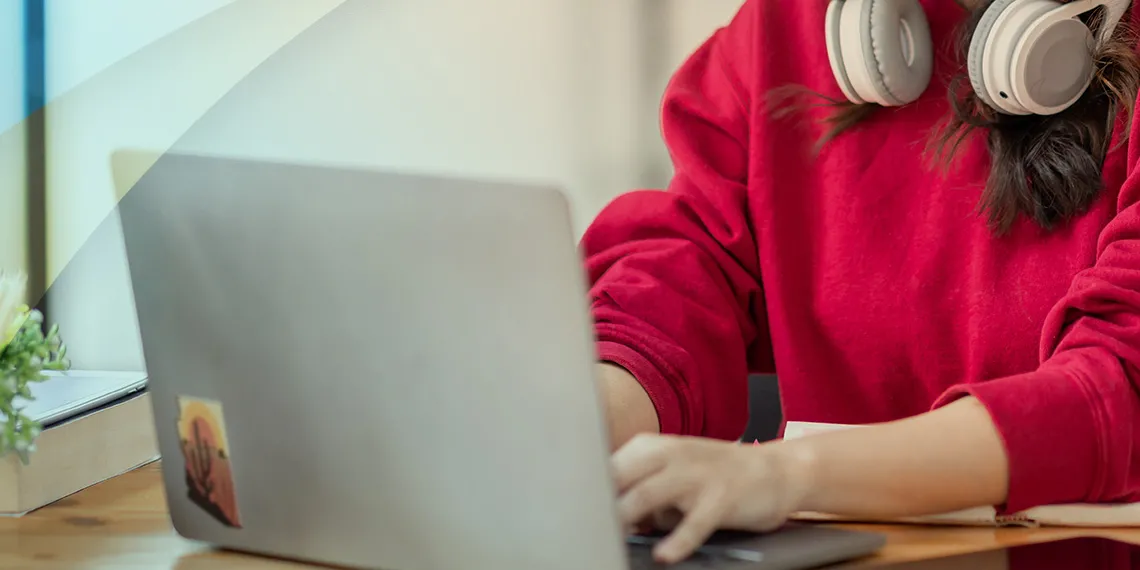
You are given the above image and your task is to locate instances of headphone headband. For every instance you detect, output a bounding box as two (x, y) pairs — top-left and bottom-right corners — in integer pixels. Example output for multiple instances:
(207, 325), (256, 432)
(1038, 0), (1130, 44)
(1094, 0), (1131, 45)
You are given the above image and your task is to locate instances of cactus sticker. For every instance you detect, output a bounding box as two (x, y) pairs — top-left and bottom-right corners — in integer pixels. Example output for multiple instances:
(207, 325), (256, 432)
(176, 396), (242, 528)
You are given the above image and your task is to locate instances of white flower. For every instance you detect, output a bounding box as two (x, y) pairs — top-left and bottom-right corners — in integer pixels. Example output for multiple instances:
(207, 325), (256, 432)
(0, 271), (29, 354)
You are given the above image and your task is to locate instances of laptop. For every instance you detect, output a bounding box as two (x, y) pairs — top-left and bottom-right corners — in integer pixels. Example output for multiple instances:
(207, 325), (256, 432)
(112, 150), (885, 570)
(21, 370), (148, 427)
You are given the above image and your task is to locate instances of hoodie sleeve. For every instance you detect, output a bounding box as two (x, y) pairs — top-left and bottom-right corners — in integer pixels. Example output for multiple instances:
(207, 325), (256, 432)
(579, 2), (763, 440)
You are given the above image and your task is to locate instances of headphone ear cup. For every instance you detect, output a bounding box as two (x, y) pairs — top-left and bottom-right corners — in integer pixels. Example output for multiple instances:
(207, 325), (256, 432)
(827, 0), (933, 107)
(826, 0), (862, 103)
(863, 0), (934, 105)
(968, 0), (1051, 114)
(1009, 4), (1096, 114)
(967, 0), (1016, 111)
(970, 0), (1098, 116)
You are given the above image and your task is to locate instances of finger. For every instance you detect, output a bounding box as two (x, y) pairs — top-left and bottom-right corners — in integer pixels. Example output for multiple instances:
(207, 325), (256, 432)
(653, 493), (728, 564)
(611, 434), (670, 492)
(628, 510), (679, 537)
(618, 472), (684, 528)
(651, 508), (683, 532)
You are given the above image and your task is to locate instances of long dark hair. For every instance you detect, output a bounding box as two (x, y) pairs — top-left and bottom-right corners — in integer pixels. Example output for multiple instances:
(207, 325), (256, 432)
(773, 1), (1140, 234)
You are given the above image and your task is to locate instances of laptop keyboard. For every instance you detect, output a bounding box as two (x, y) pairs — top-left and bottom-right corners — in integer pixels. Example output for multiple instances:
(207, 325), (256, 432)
(626, 537), (763, 569)
(628, 547), (716, 569)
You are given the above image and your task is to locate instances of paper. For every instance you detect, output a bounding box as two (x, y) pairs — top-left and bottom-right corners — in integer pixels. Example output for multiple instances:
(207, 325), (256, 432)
(782, 421), (863, 440)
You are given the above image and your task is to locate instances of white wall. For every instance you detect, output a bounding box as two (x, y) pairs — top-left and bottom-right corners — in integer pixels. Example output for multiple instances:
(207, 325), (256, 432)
(668, 1), (748, 58)
(45, 0), (239, 98)
(44, 0), (343, 369)
(44, 0), (745, 371)
(0, 3), (26, 287)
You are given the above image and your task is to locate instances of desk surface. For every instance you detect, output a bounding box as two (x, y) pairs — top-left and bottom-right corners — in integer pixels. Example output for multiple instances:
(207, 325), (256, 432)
(3, 464), (1140, 569)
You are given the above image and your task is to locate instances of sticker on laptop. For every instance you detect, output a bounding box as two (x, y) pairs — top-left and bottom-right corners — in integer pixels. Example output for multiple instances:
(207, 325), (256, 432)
(177, 395), (242, 528)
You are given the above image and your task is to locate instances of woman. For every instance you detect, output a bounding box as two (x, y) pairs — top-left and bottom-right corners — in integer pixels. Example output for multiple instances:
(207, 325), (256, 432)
(583, 0), (1140, 563)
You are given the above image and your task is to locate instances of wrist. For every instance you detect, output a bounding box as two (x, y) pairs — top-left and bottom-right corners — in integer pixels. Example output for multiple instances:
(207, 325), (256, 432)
(758, 438), (821, 514)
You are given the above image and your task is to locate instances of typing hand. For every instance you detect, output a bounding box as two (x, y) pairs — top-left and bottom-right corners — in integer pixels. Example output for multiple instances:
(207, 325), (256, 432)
(612, 434), (810, 564)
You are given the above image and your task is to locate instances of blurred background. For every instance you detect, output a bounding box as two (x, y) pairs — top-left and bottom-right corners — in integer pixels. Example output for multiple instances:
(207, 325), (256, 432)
(0, 0), (746, 373)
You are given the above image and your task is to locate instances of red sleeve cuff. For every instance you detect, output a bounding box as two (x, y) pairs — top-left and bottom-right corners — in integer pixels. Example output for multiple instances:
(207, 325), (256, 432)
(933, 365), (1103, 514)
(596, 340), (685, 436)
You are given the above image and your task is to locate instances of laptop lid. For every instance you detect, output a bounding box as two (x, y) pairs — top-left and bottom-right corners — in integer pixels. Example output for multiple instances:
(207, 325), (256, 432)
(113, 150), (626, 570)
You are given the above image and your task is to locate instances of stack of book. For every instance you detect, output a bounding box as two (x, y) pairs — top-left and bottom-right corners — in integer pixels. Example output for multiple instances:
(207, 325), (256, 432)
(0, 370), (158, 515)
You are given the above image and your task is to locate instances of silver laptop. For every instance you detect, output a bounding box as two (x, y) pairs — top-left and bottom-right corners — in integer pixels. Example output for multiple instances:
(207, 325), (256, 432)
(16, 370), (147, 427)
(113, 150), (884, 570)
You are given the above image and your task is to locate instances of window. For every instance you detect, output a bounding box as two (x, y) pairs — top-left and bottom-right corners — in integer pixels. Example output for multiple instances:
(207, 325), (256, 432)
(0, 2), (30, 292)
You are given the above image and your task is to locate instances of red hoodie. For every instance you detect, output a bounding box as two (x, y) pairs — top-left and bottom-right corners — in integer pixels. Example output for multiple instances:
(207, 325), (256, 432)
(581, 0), (1140, 514)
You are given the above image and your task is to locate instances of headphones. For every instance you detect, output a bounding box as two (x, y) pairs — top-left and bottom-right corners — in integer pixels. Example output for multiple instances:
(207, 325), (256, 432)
(824, 0), (1132, 115)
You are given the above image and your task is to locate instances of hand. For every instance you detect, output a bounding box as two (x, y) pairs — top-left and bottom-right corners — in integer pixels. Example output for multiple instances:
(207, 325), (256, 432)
(611, 434), (812, 564)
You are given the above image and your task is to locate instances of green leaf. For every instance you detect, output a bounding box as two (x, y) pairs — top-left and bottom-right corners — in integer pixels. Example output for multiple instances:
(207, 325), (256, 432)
(0, 304), (68, 460)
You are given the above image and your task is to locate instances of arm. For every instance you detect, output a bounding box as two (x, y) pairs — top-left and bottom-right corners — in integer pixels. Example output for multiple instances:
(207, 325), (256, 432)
(782, 396), (1009, 517)
(582, 2), (765, 449)
(793, 123), (1140, 517)
(611, 399), (1012, 563)
(927, 134), (1140, 513)
(597, 363), (659, 448)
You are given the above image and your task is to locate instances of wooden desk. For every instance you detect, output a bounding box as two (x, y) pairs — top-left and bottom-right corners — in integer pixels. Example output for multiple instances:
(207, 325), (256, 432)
(3, 464), (1140, 569)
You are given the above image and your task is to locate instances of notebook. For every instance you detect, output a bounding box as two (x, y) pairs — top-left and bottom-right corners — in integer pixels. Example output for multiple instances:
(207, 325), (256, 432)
(782, 421), (1140, 528)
